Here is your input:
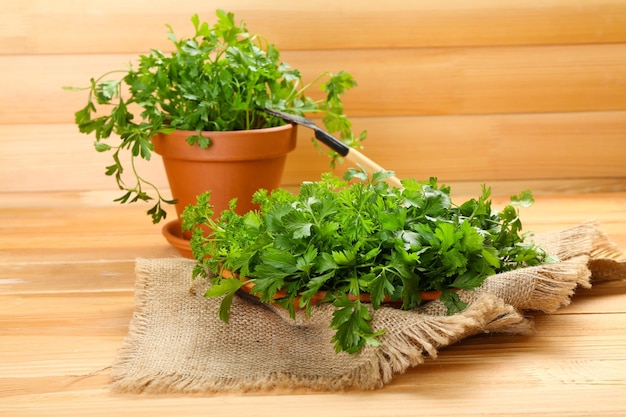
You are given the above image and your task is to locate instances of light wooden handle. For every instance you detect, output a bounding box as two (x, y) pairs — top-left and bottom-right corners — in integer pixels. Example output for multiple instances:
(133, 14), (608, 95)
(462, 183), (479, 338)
(346, 148), (403, 189)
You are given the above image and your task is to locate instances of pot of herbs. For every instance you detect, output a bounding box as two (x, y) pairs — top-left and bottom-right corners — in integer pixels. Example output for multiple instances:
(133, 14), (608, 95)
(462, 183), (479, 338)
(66, 9), (365, 223)
(182, 168), (552, 354)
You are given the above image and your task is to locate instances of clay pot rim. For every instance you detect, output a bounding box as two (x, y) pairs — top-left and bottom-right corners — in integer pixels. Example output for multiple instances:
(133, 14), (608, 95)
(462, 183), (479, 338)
(160, 123), (295, 137)
(151, 123), (298, 161)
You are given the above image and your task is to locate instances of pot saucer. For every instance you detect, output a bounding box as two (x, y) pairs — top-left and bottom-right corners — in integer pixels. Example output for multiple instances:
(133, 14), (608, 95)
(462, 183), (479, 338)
(162, 219), (193, 258)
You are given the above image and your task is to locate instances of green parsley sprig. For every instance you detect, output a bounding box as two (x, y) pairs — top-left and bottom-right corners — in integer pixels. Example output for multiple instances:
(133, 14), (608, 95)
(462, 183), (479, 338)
(182, 169), (552, 354)
(66, 10), (365, 223)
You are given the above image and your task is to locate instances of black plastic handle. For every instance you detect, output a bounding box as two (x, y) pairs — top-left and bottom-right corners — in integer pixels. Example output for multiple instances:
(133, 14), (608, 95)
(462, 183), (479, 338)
(314, 129), (350, 156)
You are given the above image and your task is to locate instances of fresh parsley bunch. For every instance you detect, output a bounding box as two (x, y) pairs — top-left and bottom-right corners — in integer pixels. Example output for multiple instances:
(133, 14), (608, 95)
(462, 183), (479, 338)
(67, 10), (366, 223)
(182, 169), (551, 354)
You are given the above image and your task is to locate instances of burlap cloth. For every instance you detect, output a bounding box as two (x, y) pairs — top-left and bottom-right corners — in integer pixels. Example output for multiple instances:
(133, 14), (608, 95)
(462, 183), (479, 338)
(111, 223), (626, 393)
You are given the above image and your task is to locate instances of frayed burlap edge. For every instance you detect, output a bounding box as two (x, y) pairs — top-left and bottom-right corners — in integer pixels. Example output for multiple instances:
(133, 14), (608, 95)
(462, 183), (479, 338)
(111, 223), (625, 393)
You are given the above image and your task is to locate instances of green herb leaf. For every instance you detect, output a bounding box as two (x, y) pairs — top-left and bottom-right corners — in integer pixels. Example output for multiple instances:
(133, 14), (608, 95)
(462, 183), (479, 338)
(330, 296), (384, 354)
(204, 278), (245, 322)
(94, 141), (111, 152)
(440, 290), (467, 316)
(510, 190), (535, 208)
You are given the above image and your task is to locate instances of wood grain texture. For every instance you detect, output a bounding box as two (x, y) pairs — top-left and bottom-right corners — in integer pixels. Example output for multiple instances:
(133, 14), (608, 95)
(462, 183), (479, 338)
(1, 0), (625, 54)
(3, 43), (626, 125)
(0, 191), (625, 416)
(2, 111), (625, 194)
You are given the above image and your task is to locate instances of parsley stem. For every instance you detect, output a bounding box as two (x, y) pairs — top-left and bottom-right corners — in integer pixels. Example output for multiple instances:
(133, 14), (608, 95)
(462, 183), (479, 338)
(129, 152), (169, 204)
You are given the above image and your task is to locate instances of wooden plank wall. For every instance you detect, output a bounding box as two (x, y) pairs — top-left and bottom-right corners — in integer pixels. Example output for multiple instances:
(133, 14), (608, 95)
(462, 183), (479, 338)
(1, 0), (626, 199)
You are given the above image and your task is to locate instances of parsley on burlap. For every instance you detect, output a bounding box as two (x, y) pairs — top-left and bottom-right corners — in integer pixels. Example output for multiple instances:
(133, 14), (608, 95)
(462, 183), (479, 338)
(183, 169), (552, 354)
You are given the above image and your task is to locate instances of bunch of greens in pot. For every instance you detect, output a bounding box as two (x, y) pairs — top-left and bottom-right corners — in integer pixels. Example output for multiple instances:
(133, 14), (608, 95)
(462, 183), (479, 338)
(182, 168), (554, 354)
(66, 9), (366, 223)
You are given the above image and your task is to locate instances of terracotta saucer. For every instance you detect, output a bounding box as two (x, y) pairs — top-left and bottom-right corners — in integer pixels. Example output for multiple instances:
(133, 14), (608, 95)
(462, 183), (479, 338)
(162, 219), (193, 258)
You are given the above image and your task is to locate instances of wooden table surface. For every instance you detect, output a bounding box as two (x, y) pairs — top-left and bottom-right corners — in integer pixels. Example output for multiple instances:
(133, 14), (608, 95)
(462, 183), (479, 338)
(1, 190), (625, 417)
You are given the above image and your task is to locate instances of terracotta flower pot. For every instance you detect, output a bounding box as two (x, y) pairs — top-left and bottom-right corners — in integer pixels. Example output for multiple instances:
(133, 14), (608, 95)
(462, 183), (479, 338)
(155, 124), (297, 257)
